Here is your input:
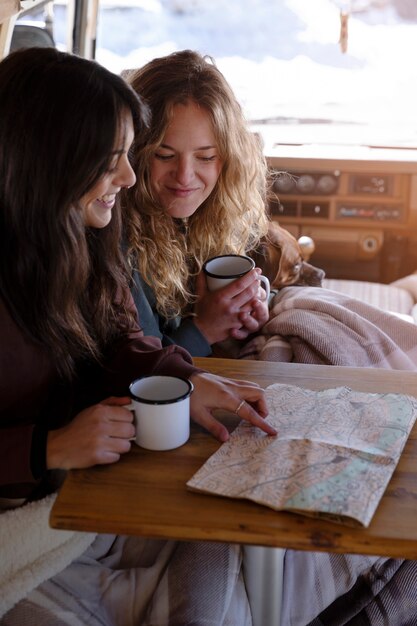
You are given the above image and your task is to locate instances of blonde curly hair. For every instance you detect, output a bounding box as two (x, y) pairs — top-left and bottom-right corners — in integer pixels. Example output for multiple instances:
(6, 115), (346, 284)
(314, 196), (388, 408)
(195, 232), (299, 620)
(122, 49), (270, 319)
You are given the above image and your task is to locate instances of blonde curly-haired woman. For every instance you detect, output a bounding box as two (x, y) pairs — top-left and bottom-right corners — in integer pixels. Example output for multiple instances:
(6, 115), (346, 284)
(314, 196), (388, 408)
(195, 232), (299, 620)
(122, 49), (270, 356)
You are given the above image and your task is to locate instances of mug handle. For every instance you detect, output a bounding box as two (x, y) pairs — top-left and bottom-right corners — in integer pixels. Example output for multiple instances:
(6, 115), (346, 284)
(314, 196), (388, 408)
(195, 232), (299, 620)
(259, 275), (270, 302)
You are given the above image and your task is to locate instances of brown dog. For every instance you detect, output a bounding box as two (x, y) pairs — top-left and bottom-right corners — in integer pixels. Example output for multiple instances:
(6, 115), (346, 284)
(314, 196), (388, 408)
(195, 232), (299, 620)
(249, 221), (325, 289)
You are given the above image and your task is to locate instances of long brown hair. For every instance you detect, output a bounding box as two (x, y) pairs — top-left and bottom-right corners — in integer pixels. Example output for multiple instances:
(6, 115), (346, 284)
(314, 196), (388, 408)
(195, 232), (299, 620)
(0, 48), (149, 378)
(123, 49), (269, 319)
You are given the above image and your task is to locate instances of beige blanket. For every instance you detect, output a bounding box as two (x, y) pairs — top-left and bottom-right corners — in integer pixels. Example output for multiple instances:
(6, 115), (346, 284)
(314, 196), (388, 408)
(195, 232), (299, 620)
(238, 286), (417, 369)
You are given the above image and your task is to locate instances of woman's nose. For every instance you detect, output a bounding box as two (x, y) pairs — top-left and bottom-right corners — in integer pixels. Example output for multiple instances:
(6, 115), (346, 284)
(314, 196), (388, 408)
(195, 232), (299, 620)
(174, 157), (194, 186)
(116, 155), (136, 189)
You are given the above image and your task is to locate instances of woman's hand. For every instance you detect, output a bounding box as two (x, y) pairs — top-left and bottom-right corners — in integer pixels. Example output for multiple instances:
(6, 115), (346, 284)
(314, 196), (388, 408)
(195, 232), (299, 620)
(232, 288), (269, 340)
(189, 372), (277, 442)
(46, 396), (135, 470)
(193, 269), (269, 344)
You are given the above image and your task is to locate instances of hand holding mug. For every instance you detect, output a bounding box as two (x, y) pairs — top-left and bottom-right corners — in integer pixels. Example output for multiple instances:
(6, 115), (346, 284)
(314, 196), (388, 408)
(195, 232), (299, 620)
(193, 256), (270, 344)
(234, 292), (270, 340)
(46, 396), (135, 470)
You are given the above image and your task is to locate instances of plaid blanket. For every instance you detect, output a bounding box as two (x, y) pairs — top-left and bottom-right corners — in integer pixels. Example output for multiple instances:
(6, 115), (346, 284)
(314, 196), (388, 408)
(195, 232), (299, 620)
(238, 286), (417, 625)
(282, 551), (417, 625)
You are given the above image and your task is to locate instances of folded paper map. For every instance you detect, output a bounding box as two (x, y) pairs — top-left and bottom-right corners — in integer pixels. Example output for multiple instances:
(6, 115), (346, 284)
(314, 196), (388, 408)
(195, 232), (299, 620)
(187, 384), (417, 527)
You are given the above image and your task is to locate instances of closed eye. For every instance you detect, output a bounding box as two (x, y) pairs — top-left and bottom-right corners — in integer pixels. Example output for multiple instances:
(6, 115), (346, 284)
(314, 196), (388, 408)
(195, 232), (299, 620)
(197, 155), (217, 162)
(155, 153), (174, 161)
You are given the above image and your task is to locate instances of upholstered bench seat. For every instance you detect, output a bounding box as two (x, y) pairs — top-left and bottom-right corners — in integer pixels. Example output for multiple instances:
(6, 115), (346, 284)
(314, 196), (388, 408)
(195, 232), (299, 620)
(323, 274), (417, 324)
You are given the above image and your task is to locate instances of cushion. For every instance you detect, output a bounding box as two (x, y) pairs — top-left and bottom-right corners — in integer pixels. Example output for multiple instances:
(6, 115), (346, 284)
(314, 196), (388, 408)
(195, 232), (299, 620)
(322, 278), (415, 316)
(390, 274), (417, 302)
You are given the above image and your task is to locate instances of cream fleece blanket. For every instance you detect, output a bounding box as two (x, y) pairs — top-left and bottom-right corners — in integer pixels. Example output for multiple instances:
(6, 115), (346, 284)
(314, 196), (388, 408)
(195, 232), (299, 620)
(0, 494), (96, 617)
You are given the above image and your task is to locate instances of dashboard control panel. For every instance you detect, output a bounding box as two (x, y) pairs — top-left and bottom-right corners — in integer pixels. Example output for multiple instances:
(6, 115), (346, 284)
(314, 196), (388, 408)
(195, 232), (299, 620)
(336, 204), (404, 221)
(263, 144), (417, 282)
(273, 171), (340, 196)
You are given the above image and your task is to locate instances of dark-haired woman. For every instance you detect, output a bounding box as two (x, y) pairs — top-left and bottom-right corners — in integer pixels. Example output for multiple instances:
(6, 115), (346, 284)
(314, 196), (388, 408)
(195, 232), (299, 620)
(0, 47), (275, 625)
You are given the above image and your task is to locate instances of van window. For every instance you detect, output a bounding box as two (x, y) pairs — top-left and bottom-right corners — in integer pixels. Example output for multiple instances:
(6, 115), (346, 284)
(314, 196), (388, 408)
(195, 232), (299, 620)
(34, 0), (417, 149)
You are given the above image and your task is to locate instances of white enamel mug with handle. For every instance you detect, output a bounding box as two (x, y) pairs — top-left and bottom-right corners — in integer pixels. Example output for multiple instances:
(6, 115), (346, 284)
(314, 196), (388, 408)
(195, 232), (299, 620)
(127, 375), (193, 450)
(203, 254), (270, 300)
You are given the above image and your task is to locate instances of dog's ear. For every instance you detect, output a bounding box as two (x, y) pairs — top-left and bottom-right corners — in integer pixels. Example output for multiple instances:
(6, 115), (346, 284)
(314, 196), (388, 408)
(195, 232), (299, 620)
(266, 230), (285, 285)
(249, 239), (280, 283)
(266, 222), (302, 284)
(249, 239), (268, 269)
(268, 222), (300, 256)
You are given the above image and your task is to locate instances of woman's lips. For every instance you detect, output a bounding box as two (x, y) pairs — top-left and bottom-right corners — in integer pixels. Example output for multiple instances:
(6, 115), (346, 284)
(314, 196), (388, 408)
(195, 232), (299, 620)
(167, 187), (197, 198)
(96, 194), (116, 208)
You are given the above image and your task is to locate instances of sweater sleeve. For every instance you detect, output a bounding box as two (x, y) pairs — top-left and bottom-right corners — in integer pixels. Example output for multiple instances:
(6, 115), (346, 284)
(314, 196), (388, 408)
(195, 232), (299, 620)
(130, 269), (212, 357)
(102, 289), (204, 396)
(0, 296), (64, 496)
(0, 291), (204, 498)
(130, 270), (163, 340)
(167, 318), (212, 357)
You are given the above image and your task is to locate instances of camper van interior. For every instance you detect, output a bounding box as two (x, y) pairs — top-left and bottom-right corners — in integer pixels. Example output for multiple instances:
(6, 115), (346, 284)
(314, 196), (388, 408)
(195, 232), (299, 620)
(3, 2), (417, 303)
(3, 6), (417, 625)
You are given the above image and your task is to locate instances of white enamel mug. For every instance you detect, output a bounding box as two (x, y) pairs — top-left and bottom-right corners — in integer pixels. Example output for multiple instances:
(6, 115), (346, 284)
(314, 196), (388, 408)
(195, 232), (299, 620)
(203, 254), (270, 300)
(128, 376), (193, 451)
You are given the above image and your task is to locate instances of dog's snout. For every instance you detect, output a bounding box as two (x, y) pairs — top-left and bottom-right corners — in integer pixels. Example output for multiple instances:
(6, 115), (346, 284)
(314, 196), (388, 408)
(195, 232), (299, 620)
(303, 263), (325, 287)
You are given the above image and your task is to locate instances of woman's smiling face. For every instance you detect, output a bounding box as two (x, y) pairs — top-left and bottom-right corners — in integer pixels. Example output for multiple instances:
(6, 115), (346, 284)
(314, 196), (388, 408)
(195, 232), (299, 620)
(150, 100), (223, 219)
(81, 110), (136, 229)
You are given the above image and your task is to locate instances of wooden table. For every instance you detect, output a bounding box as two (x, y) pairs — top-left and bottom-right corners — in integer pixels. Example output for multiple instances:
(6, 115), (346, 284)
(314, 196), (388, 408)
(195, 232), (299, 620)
(50, 358), (417, 559)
